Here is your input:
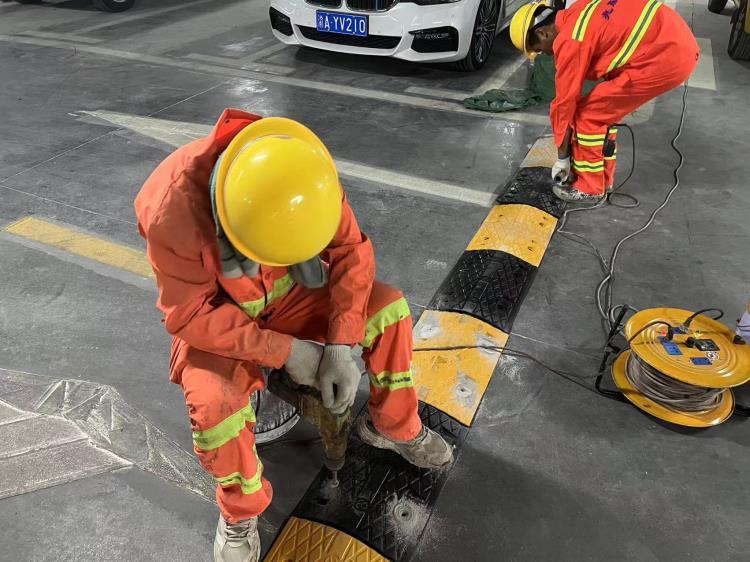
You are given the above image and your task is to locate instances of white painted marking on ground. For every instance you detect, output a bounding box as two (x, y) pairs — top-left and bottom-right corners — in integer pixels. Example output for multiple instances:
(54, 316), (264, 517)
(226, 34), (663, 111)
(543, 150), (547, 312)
(185, 52), (294, 76)
(82, 110), (496, 207)
(241, 41), (289, 62)
(473, 53), (528, 93)
(404, 86), (469, 102)
(71, 0), (212, 34)
(19, 30), (102, 44)
(0, 34), (550, 126)
(689, 38), (717, 91)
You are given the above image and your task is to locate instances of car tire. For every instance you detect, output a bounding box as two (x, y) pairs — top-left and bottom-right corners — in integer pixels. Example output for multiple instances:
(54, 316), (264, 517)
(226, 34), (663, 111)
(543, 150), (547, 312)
(92, 0), (135, 12)
(708, 0), (728, 13)
(728, 1), (750, 59)
(454, 0), (499, 71)
(14, 0), (43, 4)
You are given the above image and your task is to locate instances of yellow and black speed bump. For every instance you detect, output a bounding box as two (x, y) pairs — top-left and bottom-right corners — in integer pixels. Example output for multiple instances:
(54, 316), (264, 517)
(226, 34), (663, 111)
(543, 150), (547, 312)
(274, 403), (467, 562)
(264, 137), (561, 561)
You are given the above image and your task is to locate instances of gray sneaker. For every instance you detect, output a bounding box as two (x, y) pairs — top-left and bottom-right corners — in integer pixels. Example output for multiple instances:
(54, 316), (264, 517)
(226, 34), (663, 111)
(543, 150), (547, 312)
(553, 184), (605, 203)
(355, 413), (453, 469)
(214, 516), (260, 562)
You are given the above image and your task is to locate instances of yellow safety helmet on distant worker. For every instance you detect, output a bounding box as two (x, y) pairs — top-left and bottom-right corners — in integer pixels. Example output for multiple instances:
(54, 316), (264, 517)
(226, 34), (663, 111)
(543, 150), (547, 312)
(510, 0), (553, 58)
(215, 117), (342, 266)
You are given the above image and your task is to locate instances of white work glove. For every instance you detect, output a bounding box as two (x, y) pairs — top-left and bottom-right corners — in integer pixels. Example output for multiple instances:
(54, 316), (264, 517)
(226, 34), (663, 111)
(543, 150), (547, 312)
(285, 339), (323, 388)
(551, 157), (571, 183)
(317, 345), (361, 415)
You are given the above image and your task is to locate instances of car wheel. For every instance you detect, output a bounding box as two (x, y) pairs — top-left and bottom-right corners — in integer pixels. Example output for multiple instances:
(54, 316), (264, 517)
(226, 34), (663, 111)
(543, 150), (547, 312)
(454, 0), (499, 71)
(728, 1), (750, 59)
(707, 0), (728, 13)
(92, 0), (135, 12)
(14, 0), (44, 4)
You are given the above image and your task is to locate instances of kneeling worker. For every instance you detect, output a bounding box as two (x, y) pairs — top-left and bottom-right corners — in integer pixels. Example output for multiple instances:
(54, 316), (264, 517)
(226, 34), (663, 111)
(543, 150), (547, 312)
(135, 110), (452, 562)
(510, 0), (699, 201)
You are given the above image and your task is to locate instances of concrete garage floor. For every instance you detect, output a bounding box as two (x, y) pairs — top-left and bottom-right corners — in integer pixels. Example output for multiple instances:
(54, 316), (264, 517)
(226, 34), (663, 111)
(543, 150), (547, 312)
(0, 0), (748, 560)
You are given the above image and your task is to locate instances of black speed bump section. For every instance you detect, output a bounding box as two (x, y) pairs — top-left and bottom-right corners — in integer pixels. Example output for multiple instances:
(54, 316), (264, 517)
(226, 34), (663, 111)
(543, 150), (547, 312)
(498, 166), (566, 218)
(277, 403), (468, 562)
(428, 250), (536, 334)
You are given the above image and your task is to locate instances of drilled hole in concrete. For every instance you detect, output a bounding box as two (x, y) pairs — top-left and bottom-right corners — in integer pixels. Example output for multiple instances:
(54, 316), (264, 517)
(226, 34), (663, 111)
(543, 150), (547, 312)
(394, 503), (413, 521)
(457, 385), (469, 394)
(315, 497), (329, 506)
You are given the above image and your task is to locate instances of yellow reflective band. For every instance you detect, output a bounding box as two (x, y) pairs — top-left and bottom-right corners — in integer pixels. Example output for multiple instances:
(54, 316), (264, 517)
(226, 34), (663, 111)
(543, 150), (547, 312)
(576, 137), (605, 147)
(361, 298), (411, 349)
(604, 150), (618, 161)
(573, 0), (602, 42)
(216, 462), (264, 495)
(576, 133), (605, 141)
(192, 398), (256, 451)
(607, 0), (662, 72)
(573, 160), (605, 172)
(369, 369), (414, 392)
(239, 274), (295, 318)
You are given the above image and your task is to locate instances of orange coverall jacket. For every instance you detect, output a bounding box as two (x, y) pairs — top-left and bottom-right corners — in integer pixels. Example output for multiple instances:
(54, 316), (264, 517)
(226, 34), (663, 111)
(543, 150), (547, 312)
(550, 0), (699, 146)
(134, 109), (375, 370)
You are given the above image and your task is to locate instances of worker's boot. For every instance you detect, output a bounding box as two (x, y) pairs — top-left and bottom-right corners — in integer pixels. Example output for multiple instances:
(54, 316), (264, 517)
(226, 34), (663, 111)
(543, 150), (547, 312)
(552, 183), (604, 203)
(355, 413), (453, 469)
(214, 515), (260, 562)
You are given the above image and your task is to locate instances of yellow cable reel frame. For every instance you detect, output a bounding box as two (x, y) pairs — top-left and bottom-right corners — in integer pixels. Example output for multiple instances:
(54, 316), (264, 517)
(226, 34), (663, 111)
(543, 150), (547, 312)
(611, 308), (750, 427)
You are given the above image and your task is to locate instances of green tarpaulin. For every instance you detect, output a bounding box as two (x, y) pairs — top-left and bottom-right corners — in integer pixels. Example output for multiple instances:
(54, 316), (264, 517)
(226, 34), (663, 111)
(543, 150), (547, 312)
(463, 53), (556, 113)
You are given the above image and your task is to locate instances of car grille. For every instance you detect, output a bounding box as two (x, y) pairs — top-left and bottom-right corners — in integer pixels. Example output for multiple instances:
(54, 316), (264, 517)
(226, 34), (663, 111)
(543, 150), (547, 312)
(345, 0), (398, 11)
(306, 0), (342, 7)
(298, 26), (401, 49)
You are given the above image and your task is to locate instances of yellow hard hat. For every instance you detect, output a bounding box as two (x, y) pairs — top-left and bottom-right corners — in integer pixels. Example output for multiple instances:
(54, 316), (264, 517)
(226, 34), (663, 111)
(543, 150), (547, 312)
(510, 0), (552, 58)
(215, 117), (342, 266)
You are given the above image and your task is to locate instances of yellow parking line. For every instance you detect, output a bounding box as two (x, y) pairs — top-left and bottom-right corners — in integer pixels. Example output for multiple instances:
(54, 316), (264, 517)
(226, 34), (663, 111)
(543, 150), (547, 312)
(3, 216), (153, 279)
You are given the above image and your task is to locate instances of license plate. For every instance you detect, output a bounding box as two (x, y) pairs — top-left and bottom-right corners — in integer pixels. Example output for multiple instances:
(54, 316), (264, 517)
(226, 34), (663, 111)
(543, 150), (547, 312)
(316, 10), (368, 37)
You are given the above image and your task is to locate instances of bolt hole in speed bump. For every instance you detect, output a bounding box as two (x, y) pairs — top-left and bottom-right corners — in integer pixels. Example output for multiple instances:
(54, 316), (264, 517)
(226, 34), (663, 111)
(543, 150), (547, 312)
(609, 308), (750, 427)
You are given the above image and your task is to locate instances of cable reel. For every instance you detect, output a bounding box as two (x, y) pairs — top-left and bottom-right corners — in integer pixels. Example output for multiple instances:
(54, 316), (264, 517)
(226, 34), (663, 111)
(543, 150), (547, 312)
(609, 308), (750, 427)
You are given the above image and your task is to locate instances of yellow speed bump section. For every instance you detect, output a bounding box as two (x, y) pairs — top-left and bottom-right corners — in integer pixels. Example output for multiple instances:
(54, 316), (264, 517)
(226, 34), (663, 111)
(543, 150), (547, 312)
(466, 204), (556, 267)
(520, 136), (557, 168)
(412, 310), (508, 426)
(3, 216), (154, 279)
(264, 517), (388, 562)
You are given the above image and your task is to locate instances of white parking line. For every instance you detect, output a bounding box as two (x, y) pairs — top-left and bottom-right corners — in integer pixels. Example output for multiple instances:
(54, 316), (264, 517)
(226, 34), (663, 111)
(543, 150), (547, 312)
(404, 52), (528, 103)
(689, 38), (717, 91)
(0, 34), (550, 126)
(82, 110), (497, 207)
(19, 30), (102, 44)
(185, 53), (294, 76)
(71, 0), (212, 34)
(473, 52), (528, 93)
(242, 42), (289, 62)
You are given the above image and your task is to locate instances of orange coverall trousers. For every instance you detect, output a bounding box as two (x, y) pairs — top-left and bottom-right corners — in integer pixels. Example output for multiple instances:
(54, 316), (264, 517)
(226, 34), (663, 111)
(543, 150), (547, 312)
(171, 281), (421, 523)
(572, 36), (698, 194)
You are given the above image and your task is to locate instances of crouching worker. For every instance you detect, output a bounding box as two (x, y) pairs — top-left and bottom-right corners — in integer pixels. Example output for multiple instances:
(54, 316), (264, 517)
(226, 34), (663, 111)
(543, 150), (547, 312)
(510, 0), (699, 201)
(135, 111), (452, 562)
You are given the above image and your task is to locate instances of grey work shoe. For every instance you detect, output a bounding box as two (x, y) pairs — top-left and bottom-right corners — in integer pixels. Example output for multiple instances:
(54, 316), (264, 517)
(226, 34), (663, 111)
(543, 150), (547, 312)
(214, 516), (260, 562)
(355, 413), (453, 469)
(553, 183), (605, 203)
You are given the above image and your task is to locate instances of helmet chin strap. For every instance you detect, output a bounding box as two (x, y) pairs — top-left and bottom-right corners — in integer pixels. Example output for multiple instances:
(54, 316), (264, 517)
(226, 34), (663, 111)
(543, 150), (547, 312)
(209, 154), (328, 288)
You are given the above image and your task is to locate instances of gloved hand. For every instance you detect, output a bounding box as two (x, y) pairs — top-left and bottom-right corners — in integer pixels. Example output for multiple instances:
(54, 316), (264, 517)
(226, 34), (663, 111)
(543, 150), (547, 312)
(285, 339), (323, 388)
(551, 157), (571, 183)
(317, 345), (361, 415)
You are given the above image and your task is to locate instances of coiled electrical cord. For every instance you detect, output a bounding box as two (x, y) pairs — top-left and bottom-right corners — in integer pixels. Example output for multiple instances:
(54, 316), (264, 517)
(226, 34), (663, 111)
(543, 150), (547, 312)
(624, 351), (724, 412)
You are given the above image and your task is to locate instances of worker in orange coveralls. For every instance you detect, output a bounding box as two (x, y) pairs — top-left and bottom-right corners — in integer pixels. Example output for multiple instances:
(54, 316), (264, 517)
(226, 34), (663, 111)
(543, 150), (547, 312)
(510, 0), (699, 201)
(135, 111), (452, 562)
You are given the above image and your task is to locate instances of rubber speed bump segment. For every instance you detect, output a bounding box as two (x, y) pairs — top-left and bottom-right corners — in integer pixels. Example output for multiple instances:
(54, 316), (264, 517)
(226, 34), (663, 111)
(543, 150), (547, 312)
(265, 517), (387, 562)
(265, 136), (563, 561)
(412, 310), (508, 425)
